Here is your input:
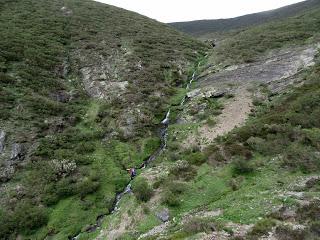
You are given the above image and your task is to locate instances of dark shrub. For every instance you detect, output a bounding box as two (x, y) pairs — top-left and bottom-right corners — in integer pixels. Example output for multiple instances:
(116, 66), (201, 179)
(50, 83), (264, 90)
(76, 178), (100, 198)
(224, 143), (253, 160)
(169, 160), (197, 180)
(114, 176), (129, 193)
(310, 221), (320, 236)
(232, 157), (255, 175)
(0, 72), (15, 84)
(132, 177), (153, 202)
(10, 200), (48, 234)
(168, 181), (187, 195)
(75, 142), (96, 154)
(297, 200), (320, 222)
(228, 176), (244, 191)
(282, 144), (320, 173)
(185, 152), (206, 165)
(183, 218), (215, 234)
(248, 218), (277, 238)
(275, 225), (306, 240)
(162, 191), (181, 207)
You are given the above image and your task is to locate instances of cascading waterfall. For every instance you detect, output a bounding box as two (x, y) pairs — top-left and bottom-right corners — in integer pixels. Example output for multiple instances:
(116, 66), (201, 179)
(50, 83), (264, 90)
(180, 70), (197, 106)
(69, 69), (198, 240)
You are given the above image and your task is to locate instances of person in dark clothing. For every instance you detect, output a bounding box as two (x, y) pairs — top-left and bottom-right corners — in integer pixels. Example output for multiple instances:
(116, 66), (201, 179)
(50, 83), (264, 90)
(127, 168), (136, 179)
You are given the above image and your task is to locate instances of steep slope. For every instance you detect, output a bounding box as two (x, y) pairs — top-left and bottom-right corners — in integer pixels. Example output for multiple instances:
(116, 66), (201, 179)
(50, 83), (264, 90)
(170, 0), (320, 37)
(90, 4), (320, 240)
(0, 0), (207, 239)
(211, 5), (320, 65)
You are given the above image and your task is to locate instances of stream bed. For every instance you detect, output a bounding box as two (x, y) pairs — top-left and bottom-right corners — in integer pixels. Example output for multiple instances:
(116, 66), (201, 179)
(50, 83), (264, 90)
(69, 70), (198, 240)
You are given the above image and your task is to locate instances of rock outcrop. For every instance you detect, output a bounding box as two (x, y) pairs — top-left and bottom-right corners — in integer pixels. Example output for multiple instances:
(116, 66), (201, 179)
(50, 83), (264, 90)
(10, 143), (23, 161)
(156, 208), (170, 222)
(0, 130), (5, 154)
(187, 87), (229, 100)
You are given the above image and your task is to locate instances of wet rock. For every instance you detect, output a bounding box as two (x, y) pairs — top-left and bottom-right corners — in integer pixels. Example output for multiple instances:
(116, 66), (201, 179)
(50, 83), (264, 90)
(10, 143), (24, 161)
(84, 224), (98, 233)
(156, 208), (170, 222)
(0, 130), (5, 154)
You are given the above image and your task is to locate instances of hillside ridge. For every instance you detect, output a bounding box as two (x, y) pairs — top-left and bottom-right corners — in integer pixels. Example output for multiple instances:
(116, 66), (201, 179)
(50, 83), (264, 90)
(170, 0), (320, 36)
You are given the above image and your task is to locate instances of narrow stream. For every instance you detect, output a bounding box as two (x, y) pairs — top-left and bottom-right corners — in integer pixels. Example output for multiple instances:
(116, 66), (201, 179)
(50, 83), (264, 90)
(69, 70), (197, 240)
(180, 71), (196, 106)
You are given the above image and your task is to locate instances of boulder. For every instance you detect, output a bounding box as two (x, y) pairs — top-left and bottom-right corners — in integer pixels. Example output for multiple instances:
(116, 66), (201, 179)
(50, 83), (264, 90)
(204, 89), (227, 98)
(186, 87), (228, 100)
(186, 89), (201, 98)
(0, 130), (5, 154)
(0, 165), (15, 182)
(156, 208), (170, 222)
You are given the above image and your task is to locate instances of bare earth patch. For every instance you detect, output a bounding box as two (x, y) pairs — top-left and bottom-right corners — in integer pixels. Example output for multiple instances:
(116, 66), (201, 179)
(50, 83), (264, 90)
(183, 45), (317, 148)
(184, 87), (252, 148)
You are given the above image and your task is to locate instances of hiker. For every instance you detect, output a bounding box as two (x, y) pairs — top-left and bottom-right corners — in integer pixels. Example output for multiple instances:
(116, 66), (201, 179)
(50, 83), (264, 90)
(127, 168), (136, 179)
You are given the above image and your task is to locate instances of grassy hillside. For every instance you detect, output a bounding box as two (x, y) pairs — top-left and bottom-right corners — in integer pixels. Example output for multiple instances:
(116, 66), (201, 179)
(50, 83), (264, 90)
(170, 0), (320, 37)
(212, 5), (320, 65)
(0, 0), (207, 239)
(155, 51), (320, 240)
(88, 3), (320, 239)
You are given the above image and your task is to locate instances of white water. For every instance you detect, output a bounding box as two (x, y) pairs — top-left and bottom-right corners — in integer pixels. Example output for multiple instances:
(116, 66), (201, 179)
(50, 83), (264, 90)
(70, 69), (199, 240)
(111, 183), (132, 213)
(180, 70), (196, 106)
(161, 109), (170, 125)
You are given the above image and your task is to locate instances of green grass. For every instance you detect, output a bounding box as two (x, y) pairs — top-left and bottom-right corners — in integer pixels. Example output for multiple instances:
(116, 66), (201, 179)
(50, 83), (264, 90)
(211, 6), (320, 65)
(174, 164), (230, 214)
(146, 53), (320, 239)
(170, 0), (320, 37)
(137, 214), (162, 233)
(0, 0), (208, 238)
(2, 0), (320, 239)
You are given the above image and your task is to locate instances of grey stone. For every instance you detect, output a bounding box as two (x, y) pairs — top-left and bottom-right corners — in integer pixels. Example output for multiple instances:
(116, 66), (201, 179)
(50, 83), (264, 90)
(204, 88), (227, 98)
(0, 165), (15, 182)
(0, 130), (5, 154)
(282, 208), (296, 220)
(10, 143), (23, 161)
(199, 46), (318, 92)
(156, 208), (170, 222)
(186, 89), (201, 98)
(187, 87), (228, 100)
